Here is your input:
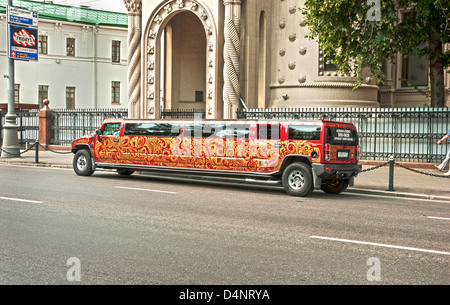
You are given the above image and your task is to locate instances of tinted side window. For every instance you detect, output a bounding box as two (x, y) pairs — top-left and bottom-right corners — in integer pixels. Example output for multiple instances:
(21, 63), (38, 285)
(102, 123), (121, 136)
(288, 125), (321, 141)
(206, 124), (251, 139)
(183, 124), (203, 138)
(258, 124), (280, 140)
(124, 123), (182, 137)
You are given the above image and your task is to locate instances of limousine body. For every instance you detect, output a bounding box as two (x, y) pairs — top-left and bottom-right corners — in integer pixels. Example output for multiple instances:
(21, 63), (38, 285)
(71, 119), (361, 197)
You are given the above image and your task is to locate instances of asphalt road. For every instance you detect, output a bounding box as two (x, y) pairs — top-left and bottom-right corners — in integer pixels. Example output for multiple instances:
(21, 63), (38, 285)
(0, 164), (449, 286)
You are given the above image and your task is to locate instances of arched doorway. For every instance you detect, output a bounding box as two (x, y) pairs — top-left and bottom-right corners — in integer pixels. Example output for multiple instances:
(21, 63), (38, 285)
(142, 1), (218, 119)
(163, 12), (206, 114)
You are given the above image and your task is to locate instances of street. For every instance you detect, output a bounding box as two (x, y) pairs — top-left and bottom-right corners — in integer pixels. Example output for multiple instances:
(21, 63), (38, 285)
(0, 164), (449, 285)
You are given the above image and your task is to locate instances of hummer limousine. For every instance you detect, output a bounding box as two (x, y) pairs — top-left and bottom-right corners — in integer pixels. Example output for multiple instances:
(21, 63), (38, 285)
(71, 119), (361, 197)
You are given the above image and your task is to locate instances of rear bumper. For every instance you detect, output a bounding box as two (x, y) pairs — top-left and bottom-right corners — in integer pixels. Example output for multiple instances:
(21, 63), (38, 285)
(312, 163), (361, 179)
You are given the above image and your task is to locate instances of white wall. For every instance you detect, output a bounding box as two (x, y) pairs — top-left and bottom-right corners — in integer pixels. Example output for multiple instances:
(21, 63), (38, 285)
(0, 14), (128, 109)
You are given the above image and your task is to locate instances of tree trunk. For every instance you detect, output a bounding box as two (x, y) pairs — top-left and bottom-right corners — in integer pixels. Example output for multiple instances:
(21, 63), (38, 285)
(428, 24), (446, 107)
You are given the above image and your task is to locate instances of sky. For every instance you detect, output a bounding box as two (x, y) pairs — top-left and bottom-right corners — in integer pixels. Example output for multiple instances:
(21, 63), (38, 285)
(33, 0), (128, 13)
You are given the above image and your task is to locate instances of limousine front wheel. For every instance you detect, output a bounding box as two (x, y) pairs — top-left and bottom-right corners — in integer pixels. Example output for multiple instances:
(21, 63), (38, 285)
(73, 150), (94, 176)
(282, 163), (314, 197)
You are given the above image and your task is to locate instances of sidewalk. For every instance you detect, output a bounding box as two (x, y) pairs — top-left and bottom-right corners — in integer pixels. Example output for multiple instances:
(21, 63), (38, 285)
(1, 149), (449, 202)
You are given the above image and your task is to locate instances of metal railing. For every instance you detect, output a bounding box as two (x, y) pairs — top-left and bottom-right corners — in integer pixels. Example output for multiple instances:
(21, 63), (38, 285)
(161, 108), (206, 119)
(2, 107), (449, 164)
(51, 108), (128, 146)
(0, 109), (39, 146)
(237, 107), (450, 163)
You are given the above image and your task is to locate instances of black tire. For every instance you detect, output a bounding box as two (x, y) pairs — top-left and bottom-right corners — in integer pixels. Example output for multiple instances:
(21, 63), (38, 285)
(73, 149), (94, 176)
(321, 179), (349, 194)
(117, 169), (134, 176)
(282, 163), (314, 197)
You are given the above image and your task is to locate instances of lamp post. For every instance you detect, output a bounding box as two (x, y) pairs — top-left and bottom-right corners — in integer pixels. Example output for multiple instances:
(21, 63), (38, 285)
(1, 0), (19, 158)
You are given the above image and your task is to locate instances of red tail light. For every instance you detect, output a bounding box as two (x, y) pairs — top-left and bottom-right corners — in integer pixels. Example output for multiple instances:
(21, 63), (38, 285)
(325, 144), (331, 161)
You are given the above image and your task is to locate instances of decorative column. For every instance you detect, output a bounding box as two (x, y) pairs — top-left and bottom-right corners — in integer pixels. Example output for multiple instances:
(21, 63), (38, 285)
(124, 0), (142, 119)
(223, 0), (242, 119)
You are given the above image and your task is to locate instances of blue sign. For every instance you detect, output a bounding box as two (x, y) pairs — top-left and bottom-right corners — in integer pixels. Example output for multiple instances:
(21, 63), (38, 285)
(8, 25), (39, 61)
(8, 6), (39, 27)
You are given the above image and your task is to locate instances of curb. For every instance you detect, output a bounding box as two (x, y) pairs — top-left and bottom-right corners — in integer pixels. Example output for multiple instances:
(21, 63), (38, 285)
(348, 187), (450, 202)
(0, 161), (71, 169)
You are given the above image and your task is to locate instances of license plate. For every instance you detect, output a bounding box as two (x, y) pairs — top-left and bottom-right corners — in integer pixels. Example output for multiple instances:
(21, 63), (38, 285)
(337, 150), (349, 160)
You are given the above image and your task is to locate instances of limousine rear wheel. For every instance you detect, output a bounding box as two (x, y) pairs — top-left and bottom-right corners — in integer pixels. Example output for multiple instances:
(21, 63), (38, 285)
(282, 163), (314, 197)
(321, 179), (349, 194)
(73, 149), (94, 176)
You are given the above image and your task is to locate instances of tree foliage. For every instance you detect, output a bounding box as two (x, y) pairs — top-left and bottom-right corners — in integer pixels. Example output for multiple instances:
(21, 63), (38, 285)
(301, 0), (449, 107)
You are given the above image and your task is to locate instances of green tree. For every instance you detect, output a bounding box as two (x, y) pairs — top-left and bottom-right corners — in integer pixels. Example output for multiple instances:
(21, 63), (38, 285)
(301, 0), (449, 107)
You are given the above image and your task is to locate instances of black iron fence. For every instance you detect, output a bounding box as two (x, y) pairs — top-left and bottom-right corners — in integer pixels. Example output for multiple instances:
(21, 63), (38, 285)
(237, 107), (450, 163)
(0, 110), (39, 146)
(2, 107), (450, 163)
(51, 108), (128, 146)
(161, 108), (206, 119)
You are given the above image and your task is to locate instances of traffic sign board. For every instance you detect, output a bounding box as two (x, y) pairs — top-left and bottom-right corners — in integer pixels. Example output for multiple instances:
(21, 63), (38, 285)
(8, 25), (39, 61)
(8, 6), (38, 27)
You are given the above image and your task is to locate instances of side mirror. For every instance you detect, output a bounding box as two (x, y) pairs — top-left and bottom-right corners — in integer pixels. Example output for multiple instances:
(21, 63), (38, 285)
(96, 129), (102, 142)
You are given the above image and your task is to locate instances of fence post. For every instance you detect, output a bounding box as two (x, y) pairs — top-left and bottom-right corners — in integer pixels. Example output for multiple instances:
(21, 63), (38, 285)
(37, 99), (53, 151)
(35, 139), (39, 164)
(387, 155), (395, 192)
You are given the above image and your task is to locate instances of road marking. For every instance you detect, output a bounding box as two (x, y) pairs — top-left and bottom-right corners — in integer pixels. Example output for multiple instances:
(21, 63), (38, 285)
(310, 235), (450, 256)
(115, 186), (178, 194)
(426, 216), (450, 221)
(0, 196), (43, 204)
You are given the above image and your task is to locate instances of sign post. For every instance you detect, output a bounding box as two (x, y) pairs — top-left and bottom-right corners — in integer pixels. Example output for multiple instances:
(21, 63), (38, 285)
(1, 2), (38, 158)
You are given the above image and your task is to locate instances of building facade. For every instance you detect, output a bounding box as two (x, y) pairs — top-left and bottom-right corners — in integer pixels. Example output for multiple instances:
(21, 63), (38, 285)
(124, 0), (449, 120)
(0, 0), (129, 111)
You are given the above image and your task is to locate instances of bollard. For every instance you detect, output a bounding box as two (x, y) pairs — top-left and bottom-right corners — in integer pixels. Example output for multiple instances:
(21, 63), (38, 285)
(35, 140), (39, 164)
(387, 155), (395, 192)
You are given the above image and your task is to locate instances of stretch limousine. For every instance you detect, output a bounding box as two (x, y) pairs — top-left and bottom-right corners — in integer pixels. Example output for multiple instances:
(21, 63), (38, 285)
(71, 119), (361, 197)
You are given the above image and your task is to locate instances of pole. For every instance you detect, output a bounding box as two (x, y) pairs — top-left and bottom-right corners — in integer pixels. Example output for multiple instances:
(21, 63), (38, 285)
(1, 0), (19, 158)
(387, 155), (395, 192)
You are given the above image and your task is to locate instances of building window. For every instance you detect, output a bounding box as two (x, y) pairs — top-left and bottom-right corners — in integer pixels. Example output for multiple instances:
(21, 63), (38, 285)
(39, 35), (48, 55)
(66, 87), (75, 109)
(112, 40), (121, 63)
(14, 84), (20, 105)
(111, 81), (120, 104)
(195, 91), (204, 102)
(324, 51), (338, 72)
(66, 38), (75, 56)
(38, 85), (49, 108)
(401, 53), (428, 88)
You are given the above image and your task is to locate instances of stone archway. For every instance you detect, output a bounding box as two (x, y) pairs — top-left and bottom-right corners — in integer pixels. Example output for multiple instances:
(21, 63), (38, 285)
(143, 0), (218, 119)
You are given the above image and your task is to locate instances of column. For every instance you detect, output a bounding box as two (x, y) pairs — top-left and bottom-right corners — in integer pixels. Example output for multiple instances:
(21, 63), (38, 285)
(223, 0), (243, 119)
(124, 0), (142, 119)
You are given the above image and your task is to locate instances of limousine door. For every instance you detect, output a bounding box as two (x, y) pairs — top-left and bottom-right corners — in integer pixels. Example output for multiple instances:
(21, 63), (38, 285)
(94, 122), (122, 163)
(202, 123), (252, 172)
(180, 124), (205, 169)
(253, 123), (282, 173)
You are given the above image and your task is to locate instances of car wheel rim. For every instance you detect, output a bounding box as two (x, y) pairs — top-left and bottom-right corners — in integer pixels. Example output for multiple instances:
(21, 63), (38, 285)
(288, 170), (305, 190)
(77, 155), (87, 171)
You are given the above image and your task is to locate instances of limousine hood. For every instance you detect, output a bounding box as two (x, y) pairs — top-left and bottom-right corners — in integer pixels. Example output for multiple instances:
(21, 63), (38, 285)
(71, 134), (94, 152)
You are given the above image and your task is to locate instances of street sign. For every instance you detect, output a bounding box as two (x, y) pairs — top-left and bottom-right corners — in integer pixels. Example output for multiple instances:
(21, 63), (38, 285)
(8, 25), (39, 61)
(7, 6), (38, 27)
